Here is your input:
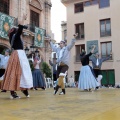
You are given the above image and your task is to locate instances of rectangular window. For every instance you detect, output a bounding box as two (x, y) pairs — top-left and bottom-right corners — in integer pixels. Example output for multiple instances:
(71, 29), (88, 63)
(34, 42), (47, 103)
(100, 19), (111, 37)
(75, 23), (84, 39)
(101, 42), (112, 58)
(30, 10), (39, 32)
(74, 3), (84, 13)
(99, 0), (110, 8)
(0, 0), (9, 15)
(75, 44), (85, 62)
(30, 10), (39, 27)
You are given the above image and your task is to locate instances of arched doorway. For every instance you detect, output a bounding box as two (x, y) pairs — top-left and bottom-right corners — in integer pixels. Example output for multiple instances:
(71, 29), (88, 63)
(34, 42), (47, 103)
(0, 45), (9, 54)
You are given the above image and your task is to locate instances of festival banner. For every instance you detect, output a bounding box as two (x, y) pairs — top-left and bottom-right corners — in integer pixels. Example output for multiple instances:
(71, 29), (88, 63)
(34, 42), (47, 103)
(0, 12), (14, 39)
(34, 27), (45, 47)
(87, 40), (98, 58)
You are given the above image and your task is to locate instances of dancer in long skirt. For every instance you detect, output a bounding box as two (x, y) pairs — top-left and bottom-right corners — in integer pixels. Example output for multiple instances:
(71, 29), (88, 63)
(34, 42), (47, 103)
(2, 14), (33, 99)
(78, 45), (99, 91)
(0, 49), (10, 92)
(32, 52), (46, 90)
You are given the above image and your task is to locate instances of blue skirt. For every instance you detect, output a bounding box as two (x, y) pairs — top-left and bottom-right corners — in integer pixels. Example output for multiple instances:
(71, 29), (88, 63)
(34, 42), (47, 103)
(78, 65), (99, 90)
(32, 69), (46, 88)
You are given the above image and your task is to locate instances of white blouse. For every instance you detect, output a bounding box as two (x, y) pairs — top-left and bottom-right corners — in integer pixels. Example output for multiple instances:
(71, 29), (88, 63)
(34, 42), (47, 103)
(0, 54), (9, 69)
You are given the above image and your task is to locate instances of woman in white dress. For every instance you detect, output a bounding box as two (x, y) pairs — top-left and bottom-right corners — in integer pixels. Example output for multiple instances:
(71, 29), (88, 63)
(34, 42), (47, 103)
(78, 46), (99, 91)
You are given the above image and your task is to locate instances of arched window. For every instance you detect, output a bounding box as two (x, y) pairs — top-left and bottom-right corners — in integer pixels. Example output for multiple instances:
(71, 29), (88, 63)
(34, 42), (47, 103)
(0, 0), (9, 15)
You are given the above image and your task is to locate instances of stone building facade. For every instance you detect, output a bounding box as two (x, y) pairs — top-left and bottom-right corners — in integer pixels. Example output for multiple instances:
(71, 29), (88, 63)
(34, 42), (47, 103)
(62, 0), (120, 86)
(0, 0), (52, 63)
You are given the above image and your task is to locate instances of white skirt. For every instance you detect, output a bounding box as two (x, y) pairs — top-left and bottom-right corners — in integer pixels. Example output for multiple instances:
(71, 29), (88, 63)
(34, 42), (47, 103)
(0, 75), (4, 81)
(78, 65), (99, 90)
(17, 50), (33, 88)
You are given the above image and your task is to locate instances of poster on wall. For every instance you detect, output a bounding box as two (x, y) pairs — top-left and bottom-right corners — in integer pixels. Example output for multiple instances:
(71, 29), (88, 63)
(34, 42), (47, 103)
(0, 12), (14, 39)
(34, 27), (45, 48)
(87, 40), (99, 57)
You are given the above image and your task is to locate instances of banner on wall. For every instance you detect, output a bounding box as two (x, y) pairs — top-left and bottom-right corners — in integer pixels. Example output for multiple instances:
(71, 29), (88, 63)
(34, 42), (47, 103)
(87, 40), (98, 57)
(0, 12), (14, 39)
(34, 27), (45, 47)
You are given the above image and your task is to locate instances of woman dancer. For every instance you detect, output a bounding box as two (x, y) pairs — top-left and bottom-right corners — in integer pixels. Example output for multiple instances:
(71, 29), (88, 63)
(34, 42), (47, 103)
(78, 45), (99, 91)
(0, 49), (10, 92)
(32, 52), (46, 90)
(2, 15), (33, 99)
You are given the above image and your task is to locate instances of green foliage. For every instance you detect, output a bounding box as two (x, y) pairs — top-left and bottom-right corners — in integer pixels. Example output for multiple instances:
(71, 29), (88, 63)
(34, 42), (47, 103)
(41, 62), (52, 78)
(1, 50), (5, 55)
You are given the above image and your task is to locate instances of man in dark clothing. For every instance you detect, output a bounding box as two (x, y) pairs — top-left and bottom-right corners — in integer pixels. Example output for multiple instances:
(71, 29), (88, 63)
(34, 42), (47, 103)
(90, 52), (112, 87)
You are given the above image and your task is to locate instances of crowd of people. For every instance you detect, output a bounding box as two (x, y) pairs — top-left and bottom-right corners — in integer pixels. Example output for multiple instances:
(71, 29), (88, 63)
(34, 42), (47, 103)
(0, 14), (46, 99)
(0, 14), (113, 99)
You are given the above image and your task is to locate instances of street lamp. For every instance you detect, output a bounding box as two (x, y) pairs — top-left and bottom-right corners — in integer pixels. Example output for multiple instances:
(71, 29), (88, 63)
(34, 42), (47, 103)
(30, 44), (35, 53)
(35, 49), (39, 56)
(24, 45), (40, 56)
(25, 46), (29, 56)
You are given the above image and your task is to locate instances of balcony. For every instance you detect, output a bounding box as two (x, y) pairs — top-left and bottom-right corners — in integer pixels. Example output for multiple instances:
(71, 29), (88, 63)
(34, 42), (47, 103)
(61, 0), (83, 4)
(27, 24), (35, 33)
(61, 0), (70, 3)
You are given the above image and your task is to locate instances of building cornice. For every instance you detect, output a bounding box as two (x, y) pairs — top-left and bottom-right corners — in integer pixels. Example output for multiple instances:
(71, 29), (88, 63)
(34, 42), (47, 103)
(29, 0), (43, 11)
(61, 0), (84, 4)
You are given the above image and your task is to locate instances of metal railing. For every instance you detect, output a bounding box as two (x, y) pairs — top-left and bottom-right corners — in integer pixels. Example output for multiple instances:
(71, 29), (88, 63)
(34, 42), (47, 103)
(27, 24), (35, 33)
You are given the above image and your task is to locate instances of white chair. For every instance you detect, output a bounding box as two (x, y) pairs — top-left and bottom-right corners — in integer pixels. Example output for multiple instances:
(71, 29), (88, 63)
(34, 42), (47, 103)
(68, 77), (76, 87)
(45, 78), (53, 88)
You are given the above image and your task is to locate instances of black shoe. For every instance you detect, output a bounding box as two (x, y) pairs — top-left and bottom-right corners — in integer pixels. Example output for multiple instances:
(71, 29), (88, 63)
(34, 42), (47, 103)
(54, 85), (60, 95)
(89, 89), (92, 91)
(1, 90), (7, 92)
(22, 90), (30, 98)
(10, 92), (20, 99)
(34, 88), (38, 90)
(59, 89), (65, 95)
(41, 87), (46, 90)
(95, 87), (99, 90)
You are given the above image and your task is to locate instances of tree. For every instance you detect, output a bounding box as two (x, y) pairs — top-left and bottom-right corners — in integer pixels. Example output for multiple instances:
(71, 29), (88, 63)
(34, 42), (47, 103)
(42, 62), (52, 78)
